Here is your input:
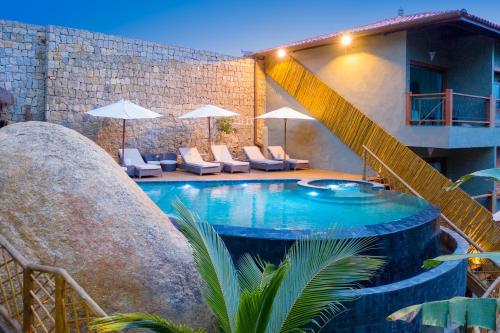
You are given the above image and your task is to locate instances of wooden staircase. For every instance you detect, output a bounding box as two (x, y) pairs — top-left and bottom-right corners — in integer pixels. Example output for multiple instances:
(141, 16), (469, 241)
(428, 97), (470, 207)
(264, 56), (499, 251)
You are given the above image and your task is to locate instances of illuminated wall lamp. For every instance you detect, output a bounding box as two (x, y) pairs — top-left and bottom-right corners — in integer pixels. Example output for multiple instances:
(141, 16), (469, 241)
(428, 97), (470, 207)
(277, 48), (287, 58)
(341, 34), (352, 46)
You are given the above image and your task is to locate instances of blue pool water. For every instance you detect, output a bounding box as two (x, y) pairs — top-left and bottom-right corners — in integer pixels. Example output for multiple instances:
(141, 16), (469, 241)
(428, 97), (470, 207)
(139, 179), (430, 229)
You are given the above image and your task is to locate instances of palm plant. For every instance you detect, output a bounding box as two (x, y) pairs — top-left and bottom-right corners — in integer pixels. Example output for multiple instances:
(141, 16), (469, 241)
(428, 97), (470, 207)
(388, 252), (500, 331)
(446, 167), (500, 191)
(92, 199), (384, 333)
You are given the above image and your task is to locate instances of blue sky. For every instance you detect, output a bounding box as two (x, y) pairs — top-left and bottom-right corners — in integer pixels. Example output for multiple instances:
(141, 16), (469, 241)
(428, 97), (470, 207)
(2, 0), (499, 55)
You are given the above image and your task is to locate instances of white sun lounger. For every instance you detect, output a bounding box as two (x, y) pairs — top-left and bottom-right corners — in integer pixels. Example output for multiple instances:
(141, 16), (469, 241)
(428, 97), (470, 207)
(179, 147), (222, 175)
(242, 146), (284, 171)
(268, 146), (309, 170)
(211, 145), (250, 173)
(118, 148), (162, 178)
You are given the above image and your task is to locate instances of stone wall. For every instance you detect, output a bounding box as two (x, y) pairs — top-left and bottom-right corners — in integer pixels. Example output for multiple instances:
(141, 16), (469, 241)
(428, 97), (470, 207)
(0, 20), (47, 122)
(0, 19), (260, 159)
(254, 59), (266, 146)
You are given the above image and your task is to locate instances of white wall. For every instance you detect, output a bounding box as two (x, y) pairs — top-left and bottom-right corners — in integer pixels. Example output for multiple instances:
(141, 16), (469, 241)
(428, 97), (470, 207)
(293, 31), (408, 135)
(265, 78), (362, 173)
(265, 31), (407, 172)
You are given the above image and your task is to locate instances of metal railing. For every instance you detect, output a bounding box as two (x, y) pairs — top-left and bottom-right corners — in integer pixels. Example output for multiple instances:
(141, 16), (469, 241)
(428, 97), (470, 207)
(496, 98), (500, 127)
(406, 92), (446, 125)
(0, 234), (107, 333)
(362, 145), (499, 301)
(472, 192), (496, 213)
(406, 89), (494, 127)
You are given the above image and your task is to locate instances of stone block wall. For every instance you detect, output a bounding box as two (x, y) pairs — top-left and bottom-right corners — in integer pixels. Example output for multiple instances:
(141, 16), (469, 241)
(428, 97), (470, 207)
(0, 20), (47, 122)
(254, 59), (266, 146)
(0, 19), (263, 160)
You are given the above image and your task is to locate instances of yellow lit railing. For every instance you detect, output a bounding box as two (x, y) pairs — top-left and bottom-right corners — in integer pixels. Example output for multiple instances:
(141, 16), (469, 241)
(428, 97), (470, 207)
(0, 234), (107, 333)
(361, 145), (499, 292)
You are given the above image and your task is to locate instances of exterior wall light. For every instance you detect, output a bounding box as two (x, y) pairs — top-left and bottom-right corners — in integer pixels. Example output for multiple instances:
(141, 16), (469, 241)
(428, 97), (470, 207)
(277, 48), (287, 58)
(341, 35), (352, 46)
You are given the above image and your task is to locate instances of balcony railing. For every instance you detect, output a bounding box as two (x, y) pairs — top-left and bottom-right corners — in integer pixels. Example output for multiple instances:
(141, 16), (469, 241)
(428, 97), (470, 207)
(496, 98), (500, 128)
(406, 89), (495, 127)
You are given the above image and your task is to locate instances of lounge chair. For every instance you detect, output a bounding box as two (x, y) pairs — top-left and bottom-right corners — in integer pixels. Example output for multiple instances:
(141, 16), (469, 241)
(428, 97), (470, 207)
(267, 146), (309, 170)
(179, 147), (222, 175)
(211, 145), (250, 173)
(242, 146), (284, 171)
(118, 149), (163, 178)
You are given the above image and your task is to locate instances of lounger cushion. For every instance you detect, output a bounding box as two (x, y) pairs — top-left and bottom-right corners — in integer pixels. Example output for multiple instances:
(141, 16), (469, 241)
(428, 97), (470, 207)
(211, 145), (234, 163)
(251, 159), (282, 165)
(135, 164), (162, 170)
(190, 161), (220, 168)
(243, 146), (267, 160)
(288, 159), (309, 164)
(118, 148), (148, 166)
(268, 146), (309, 164)
(225, 161), (249, 166)
(179, 147), (205, 163)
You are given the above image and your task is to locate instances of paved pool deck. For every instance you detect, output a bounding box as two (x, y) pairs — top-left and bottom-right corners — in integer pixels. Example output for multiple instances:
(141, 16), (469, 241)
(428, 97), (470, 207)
(135, 168), (362, 182)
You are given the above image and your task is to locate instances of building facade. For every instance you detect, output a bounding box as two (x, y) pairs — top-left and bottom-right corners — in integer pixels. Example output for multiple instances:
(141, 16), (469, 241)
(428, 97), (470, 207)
(257, 10), (500, 210)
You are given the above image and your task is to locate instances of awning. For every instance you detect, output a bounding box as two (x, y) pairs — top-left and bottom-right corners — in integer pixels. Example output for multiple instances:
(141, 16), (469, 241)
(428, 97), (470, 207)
(0, 88), (14, 106)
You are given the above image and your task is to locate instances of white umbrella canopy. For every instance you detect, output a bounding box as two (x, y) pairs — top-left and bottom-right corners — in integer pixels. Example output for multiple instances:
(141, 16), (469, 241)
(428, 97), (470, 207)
(86, 100), (162, 164)
(87, 100), (162, 120)
(179, 105), (239, 144)
(256, 107), (314, 154)
(256, 107), (314, 120)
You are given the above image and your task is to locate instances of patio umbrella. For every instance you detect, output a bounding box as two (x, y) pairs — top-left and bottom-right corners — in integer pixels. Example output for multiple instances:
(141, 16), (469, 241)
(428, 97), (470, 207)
(179, 105), (239, 145)
(86, 100), (162, 165)
(256, 107), (314, 155)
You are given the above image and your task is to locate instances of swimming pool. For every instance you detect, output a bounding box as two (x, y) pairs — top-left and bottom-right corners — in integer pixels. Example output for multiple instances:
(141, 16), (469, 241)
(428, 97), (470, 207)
(139, 179), (460, 332)
(139, 179), (430, 230)
(139, 178), (440, 283)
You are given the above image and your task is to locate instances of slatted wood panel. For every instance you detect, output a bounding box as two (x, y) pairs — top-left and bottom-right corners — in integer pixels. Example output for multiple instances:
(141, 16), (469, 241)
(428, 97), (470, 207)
(265, 56), (499, 251)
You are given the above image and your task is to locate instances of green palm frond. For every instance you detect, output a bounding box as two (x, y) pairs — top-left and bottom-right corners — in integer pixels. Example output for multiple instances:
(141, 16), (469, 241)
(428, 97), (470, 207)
(237, 253), (264, 292)
(253, 260), (290, 333)
(266, 235), (385, 333)
(91, 313), (206, 333)
(172, 199), (240, 333)
(238, 254), (280, 293)
(387, 297), (500, 331)
(423, 252), (500, 269)
(446, 167), (500, 191)
(235, 259), (290, 333)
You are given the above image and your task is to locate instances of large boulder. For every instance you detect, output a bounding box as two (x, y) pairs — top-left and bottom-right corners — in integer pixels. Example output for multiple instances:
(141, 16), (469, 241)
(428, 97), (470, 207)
(0, 121), (212, 326)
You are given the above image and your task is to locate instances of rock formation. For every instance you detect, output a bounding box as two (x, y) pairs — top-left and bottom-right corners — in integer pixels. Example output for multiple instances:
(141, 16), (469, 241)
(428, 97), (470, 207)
(0, 121), (212, 326)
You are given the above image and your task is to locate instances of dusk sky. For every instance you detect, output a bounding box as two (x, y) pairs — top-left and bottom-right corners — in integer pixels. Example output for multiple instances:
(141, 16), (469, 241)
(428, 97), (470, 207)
(2, 0), (500, 55)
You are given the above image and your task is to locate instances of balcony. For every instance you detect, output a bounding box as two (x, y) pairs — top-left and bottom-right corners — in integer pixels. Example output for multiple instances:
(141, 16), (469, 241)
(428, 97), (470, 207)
(406, 89), (496, 127)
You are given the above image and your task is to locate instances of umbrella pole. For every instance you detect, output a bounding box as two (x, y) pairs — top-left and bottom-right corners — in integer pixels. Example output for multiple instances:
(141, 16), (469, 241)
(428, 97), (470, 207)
(284, 118), (287, 159)
(208, 117), (211, 146)
(122, 119), (126, 166)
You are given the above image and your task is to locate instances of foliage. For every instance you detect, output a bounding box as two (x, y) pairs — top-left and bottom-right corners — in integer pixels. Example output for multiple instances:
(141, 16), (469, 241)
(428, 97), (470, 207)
(446, 167), (500, 191)
(216, 118), (235, 135)
(92, 199), (385, 333)
(387, 297), (499, 331)
(388, 253), (500, 331)
(92, 313), (206, 333)
(422, 252), (500, 269)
